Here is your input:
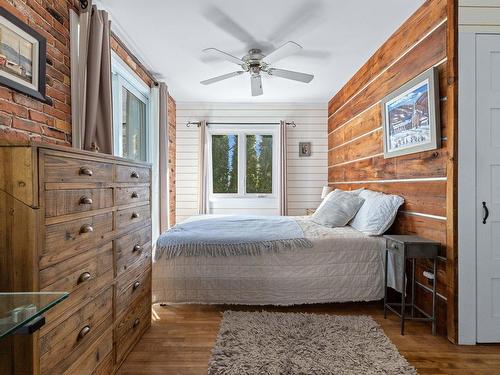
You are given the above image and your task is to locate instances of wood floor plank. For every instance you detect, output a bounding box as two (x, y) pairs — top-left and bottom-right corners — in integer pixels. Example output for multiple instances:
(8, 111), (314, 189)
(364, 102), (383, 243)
(117, 304), (500, 375)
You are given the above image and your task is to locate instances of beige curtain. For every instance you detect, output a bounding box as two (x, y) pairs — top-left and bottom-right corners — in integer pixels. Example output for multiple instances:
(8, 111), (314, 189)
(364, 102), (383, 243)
(158, 83), (169, 232)
(278, 120), (288, 216)
(82, 6), (113, 153)
(198, 121), (208, 215)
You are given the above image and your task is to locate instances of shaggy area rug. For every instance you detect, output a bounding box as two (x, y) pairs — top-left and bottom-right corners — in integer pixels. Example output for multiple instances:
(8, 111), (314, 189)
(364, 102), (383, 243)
(208, 311), (417, 375)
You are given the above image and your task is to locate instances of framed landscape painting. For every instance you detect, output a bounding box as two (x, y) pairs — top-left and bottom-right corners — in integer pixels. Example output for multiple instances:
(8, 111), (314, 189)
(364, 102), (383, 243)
(0, 7), (46, 102)
(381, 67), (440, 158)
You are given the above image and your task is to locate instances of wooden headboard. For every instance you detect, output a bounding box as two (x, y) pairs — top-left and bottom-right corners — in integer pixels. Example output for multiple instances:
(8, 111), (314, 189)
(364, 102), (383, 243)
(327, 0), (457, 341)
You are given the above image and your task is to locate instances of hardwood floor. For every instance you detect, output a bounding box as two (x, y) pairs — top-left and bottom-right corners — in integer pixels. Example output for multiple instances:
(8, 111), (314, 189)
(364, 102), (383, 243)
(117, 303), (500, 375)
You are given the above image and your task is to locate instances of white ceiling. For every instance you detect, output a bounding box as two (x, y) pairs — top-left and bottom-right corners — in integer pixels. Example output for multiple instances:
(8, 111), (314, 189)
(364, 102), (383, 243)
(97, 0), (425, 103)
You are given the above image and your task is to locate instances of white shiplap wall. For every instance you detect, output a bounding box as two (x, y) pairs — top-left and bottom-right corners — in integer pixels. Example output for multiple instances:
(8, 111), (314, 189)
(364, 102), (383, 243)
(176, 102), (328, 223)
(459, 0), (500, 32)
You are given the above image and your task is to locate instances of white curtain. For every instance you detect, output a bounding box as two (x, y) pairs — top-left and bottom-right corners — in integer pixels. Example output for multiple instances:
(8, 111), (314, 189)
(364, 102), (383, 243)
(198, 121), (208, 215)
(278, 120), (288, 216)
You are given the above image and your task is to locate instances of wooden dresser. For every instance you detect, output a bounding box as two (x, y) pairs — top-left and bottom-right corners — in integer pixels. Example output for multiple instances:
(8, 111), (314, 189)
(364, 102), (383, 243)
(0, 143), (152, 374)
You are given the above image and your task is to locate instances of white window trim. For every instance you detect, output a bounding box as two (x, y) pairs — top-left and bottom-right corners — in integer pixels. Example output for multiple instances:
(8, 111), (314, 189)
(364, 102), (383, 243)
(111, 51), (152, 162)
(207, 124), (278, 201)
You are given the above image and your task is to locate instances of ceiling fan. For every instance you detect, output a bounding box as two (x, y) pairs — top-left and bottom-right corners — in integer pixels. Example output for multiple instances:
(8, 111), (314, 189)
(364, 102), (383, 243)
(200, 41), (314, 96)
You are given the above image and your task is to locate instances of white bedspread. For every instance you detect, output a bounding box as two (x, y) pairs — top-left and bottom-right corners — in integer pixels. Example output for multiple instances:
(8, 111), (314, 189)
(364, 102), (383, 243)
(153, 217), (396, 305)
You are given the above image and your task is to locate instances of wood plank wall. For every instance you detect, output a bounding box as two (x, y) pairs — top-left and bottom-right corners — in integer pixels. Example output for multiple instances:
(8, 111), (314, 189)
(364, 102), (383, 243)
(168, 95), (176, 227)
(327, 0), (457, 341)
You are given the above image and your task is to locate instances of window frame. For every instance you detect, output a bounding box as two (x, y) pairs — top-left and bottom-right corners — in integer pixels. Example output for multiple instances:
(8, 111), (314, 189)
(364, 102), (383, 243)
(208, 124), (278, 200)
(111, 52), (151, 162)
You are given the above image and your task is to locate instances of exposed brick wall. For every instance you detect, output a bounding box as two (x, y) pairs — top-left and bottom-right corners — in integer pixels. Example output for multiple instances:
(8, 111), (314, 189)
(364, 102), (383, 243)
(167, 94), (176, 227)
(0, 0), (73, 145)
(110, 34), (153, 88)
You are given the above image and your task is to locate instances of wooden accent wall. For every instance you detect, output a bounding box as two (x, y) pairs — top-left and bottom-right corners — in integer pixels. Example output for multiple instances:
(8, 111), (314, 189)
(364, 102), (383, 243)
(327, 0), (457, 342)
(168, 95), (176, 226)
(0, 0), (74, 145)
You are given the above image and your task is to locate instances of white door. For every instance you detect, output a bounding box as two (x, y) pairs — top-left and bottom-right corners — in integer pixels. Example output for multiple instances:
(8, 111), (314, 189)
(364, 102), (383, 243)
(476, 34), (500, 343)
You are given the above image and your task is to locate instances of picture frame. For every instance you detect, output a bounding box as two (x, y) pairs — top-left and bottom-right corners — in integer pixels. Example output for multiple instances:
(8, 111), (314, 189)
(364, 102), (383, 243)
(381, 67), (440, 159)
(299, 142), (311, 157)
(0, 7), (47, 102)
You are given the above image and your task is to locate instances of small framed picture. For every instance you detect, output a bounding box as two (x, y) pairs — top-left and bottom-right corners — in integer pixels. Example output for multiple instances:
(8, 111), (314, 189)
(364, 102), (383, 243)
(0, 7), (47, 102)
(381, 67), (440, 159)
(299, 142), (311, 157)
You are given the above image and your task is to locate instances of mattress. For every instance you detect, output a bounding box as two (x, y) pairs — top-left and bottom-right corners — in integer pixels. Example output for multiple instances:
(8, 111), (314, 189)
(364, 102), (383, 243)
(152, 217), (387, 305)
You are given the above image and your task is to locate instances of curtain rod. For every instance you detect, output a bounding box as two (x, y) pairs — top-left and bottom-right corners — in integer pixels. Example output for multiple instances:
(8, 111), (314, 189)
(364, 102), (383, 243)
(186, 121), (296, 128)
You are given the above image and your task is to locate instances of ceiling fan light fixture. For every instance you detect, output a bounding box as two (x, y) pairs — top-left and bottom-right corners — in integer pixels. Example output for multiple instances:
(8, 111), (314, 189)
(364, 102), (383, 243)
(200, 41), (314, 96)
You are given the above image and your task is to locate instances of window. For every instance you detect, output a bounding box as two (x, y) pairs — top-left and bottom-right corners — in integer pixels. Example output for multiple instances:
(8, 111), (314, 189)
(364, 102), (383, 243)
(212, 134), (238, 194)
(246, 135), (273, 194)
(111, 53), (150, 162)
(209, 126), (277, 197)
(121, 87), (147, 160)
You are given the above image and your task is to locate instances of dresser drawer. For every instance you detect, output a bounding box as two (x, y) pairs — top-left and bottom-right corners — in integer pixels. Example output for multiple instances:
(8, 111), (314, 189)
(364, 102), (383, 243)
(62, 327), (113, 375)
(40, 243), (113, 330)
(115, 294), (151, 365)
(116, 204), (151, 231)
(115, 186), (150, 206)
(115, 164), (151, 183)
(43, 154), (113, 184)
(115, 226), (152, 276)
(115, 261), (151, 319)
(42, 212), (113, 268)
(40, 288), (113, 374)
(45, 188), (113, 218)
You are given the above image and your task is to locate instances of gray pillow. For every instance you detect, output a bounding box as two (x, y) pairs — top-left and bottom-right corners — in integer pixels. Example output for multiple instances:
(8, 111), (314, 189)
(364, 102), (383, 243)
(311, 190), (365, 227)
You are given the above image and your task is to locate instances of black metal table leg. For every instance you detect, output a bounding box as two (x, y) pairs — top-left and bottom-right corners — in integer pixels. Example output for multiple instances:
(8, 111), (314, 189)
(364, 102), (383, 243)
(400, 250), (406, 335)
(384, 248), (388, 319)
(432, 257), (437, 335)
(411, 258), (415, 318)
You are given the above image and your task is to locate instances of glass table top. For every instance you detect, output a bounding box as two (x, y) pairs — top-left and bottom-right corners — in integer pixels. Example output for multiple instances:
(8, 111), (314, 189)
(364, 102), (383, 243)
(0, 292), (68, 338)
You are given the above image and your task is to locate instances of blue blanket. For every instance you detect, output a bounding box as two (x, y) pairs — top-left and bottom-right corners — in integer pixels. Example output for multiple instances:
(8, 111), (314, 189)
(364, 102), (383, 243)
(155, 215), (313, 259)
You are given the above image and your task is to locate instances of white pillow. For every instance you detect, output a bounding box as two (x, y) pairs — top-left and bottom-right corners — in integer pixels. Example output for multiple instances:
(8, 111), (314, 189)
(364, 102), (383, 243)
(350, 190), (404, 236)
(311, 190), (365, 228)
(315, 188), (364, 213)
(334, 188), (364, 196)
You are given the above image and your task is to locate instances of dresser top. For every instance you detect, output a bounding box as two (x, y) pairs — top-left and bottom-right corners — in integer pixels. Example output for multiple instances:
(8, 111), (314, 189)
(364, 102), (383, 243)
(0, 140), (151, 167)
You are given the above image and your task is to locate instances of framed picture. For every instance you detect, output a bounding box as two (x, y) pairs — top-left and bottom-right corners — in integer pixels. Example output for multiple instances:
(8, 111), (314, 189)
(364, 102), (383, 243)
(299, 142), (311, 157)
(0, 7), (47, 102)
(381, 67), (440, 158)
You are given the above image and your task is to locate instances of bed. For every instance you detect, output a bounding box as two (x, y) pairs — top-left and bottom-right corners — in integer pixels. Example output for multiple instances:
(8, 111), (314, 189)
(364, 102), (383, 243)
(152, 215), (399, 305)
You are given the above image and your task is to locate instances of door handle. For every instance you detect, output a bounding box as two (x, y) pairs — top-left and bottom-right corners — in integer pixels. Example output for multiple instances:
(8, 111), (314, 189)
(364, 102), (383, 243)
(482, 201), (489, 224)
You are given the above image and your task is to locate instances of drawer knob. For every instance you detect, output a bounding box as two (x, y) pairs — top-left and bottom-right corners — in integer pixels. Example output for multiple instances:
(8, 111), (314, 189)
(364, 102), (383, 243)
(79, 196), (93, 205)
(133, 281), (140, 290)
(131, 191), (139, 198)
(131, 212), (140, 219)
(79, 167), (93, 176)
(133, 318), (140, 328)
(80, 224), (94, 234)
(133, 244), (143, 253)
(77, 272), (92, 284)
(131, 171), (140, 179)
(77, 325), (91, 340)
(391, 243), (399, 250)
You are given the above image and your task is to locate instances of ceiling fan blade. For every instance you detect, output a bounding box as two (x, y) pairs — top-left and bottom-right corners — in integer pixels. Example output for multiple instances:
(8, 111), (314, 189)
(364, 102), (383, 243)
(267, 68), (314, 83)
(263, 41), (302, 65)
(202, 48), (244, 65)
(203, 6), (258, 49)
(251, 75), (263, 96)
(200, 71), (244, 85)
